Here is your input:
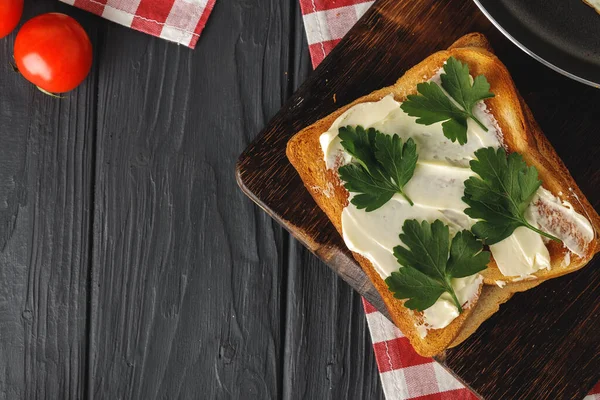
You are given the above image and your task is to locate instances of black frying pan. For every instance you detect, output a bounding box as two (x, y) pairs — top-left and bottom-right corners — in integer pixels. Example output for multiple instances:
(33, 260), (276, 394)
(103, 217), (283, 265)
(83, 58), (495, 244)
(475, 0), (600, 88)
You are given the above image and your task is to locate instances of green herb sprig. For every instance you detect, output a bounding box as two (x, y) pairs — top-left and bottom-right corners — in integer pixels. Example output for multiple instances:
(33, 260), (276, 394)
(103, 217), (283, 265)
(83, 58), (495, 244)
(338, 126), (418, 211)
(400, 57), (494, 145)
(463, 147), (561, 245)
(385, 219), (490, 312)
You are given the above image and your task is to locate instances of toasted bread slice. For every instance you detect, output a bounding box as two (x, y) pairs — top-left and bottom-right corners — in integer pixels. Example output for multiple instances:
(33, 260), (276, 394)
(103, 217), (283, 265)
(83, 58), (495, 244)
(286, 33), (600, 356)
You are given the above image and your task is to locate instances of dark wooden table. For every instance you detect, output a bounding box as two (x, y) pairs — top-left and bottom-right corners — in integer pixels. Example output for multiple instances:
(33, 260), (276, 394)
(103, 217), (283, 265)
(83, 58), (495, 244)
(0, 0), (384, 398)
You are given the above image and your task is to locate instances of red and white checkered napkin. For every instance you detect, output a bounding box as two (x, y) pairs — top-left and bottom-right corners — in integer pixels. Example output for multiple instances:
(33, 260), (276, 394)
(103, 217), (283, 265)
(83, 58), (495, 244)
(364, 296), (600, 399)
(300, 0), (375, 67)
(61, 0), (216, 48)
(300, 1), (600, 399)
(362, 300), (479, 400)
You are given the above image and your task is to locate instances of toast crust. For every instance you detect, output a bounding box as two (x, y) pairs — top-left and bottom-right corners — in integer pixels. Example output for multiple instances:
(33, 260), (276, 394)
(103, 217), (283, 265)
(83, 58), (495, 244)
(286, 33), (600, 356)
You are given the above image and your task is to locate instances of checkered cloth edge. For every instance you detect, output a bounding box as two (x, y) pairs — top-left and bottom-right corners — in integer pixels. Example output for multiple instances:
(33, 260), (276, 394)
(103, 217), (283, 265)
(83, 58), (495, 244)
(61, 0), (216, 48)
(362, 299), (478, 400)
(300, 0), (375, 68)
(299, 1), (600, 399)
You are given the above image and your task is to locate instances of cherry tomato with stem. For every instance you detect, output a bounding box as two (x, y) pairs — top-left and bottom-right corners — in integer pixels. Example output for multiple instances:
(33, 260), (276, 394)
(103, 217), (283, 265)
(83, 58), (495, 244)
(0, 0), (24, 38)
(14, 13), (93, 94)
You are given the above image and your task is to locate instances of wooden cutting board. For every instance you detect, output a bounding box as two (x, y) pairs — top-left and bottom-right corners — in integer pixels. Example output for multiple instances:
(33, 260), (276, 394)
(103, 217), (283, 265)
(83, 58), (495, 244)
(236, 0), (600, 398)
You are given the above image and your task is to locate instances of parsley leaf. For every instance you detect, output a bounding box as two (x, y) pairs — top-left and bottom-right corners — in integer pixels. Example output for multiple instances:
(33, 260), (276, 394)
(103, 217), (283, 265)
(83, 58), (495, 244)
(385, 220), (490, 312)
(338, 125), (378, 172)
(462, 147), (562, 245)
(400, 56), (494, 145)
(338, 126), (417, 211)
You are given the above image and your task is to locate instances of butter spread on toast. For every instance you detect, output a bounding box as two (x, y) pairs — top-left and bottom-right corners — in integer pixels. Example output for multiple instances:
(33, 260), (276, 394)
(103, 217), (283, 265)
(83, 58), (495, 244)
(319, 70), (593, 335)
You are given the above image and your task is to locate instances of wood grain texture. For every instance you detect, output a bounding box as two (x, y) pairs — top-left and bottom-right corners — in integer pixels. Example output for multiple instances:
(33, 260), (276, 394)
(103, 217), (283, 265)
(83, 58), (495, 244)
(0, 2), (100, 399)
(89, 4), (286, 399)
(284, 241), (384, 399)
(0, 0), (383, 398)
(89, 1), (383, 399)
(236, 0), (600, 399)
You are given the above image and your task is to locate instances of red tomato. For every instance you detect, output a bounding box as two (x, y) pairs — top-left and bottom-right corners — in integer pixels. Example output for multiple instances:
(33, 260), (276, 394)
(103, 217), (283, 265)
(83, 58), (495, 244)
(14, 13), (93, 93)
(0, 0), (23, 38)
